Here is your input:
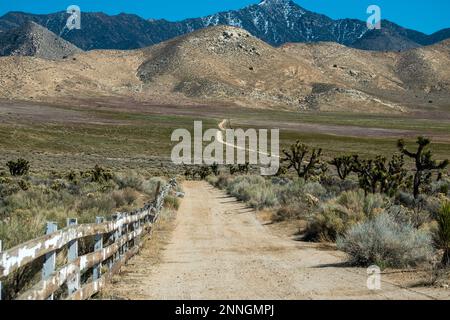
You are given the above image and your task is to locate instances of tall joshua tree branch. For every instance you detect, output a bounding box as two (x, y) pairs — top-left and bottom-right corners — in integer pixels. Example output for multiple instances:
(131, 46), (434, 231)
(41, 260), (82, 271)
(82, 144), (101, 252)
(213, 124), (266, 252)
(398, 136), (449, 199)
(282, 140), (324, 181)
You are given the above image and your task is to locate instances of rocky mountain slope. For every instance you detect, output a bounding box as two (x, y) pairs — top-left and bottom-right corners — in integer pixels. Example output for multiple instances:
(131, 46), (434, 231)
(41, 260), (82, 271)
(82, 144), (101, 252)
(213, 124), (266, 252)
(0, 21), (81, 59)
(0, 25), (449, 114)
(0, 0), (448, 52)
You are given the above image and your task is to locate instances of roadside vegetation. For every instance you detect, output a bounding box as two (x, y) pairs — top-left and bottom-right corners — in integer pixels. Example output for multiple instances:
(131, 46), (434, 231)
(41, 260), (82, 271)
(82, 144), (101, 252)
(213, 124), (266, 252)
(0, 162), (175, 250)
(0, 160), (182, 299)
(200, 136), (449, 275)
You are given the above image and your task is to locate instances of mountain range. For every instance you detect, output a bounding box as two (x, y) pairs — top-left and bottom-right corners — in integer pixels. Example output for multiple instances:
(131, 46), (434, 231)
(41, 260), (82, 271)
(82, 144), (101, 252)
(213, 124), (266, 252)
(0, 0), (449, 52)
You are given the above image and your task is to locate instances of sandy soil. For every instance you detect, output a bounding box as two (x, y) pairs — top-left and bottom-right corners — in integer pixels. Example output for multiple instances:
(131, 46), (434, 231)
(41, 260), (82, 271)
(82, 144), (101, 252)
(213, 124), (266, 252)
(106, 181), (448, 300)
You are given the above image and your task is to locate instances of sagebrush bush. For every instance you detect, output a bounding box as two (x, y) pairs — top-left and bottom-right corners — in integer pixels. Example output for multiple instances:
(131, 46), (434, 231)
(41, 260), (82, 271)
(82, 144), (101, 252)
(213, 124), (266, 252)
(387, 204), (430, 228)
(141, 177), (166, 195)
(225, 175), (278, 210)
(114, 171), (144, 191)
(304, 190), (386, 241)
(337, 213), (434, 268)
(122, 187), (138, 205)
(112, 190), (126, 207)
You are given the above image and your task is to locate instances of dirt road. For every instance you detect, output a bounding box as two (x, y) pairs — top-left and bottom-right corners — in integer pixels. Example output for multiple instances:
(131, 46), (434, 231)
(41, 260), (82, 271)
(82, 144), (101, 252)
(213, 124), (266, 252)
(107, 181), (445, 300)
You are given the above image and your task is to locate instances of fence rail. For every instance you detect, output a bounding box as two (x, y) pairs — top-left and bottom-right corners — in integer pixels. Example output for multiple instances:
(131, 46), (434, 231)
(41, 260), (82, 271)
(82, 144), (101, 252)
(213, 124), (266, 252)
(0, 179), (177, 300)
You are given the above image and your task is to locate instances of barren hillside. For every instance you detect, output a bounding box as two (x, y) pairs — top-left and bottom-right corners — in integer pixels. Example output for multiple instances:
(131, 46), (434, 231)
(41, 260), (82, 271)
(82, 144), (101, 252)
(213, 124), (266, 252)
(0, 21), (81, 59)
(0, 25), (449, 113)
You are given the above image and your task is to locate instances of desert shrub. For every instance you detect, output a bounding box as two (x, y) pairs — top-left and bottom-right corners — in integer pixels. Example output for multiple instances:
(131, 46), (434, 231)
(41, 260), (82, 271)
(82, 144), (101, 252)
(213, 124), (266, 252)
(303, 181), (327, 199)
(304, 190), (387, 241)
(76, 194), (115, 216)
(429, 180), (449, 196)
(206, 175), (218, 186)
(90, 165), (113, 183)
(6, 158), (30, 176)
(50, 179), (66, 191)
(247, 186), (278, 210)
(122, 188), (138, 205)
(65, 170), (78, 182)
(0, 214), (46, 299)
(164, 194), (180, 210)
(114, 171), (144, 191)
(436, 202), (450, 265)
(226, 175), (278, 210)
(17, 179), (30, 191)
(0, 213), (46, 250)
(112, 190), (126, 207)
(337, 213), (434, 268)
(397, 191), (417, 207)
(386, 205), (429, 229)
(214, 174), (231, 190)
(273, 205), (305, 222)
(111, 188), (138, 207)
(336, 190), (386, 218)
(141, 177), (166, 195)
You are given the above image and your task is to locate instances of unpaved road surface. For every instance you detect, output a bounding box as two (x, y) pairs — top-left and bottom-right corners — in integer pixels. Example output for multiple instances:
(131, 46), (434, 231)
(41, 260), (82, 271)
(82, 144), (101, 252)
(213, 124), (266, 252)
(107, 181), (447, 300)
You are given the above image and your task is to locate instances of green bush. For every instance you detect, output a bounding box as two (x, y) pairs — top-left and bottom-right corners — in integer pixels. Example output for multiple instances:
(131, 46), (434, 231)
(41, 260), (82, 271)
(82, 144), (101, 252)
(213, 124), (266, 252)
(337, 213), (434, 268)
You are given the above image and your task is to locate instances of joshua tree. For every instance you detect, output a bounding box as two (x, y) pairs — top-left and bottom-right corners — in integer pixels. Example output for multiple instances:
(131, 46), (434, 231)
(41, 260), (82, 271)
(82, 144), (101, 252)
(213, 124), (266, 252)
(330, 155), (354, 180)
(238, 162), (250, 174)
(210, 162), (220, 176)
(398, 137), (449, 199)
(282, 140), (324, 181)
(381, 154), (409, 196)
(228, 165), (238, 175)
(351, 154), (408, 196)
(6, 158), (30, 176)
(197, 165), (211, 180)
(183, 164), (194, 180)
(352, 155), (386, 194)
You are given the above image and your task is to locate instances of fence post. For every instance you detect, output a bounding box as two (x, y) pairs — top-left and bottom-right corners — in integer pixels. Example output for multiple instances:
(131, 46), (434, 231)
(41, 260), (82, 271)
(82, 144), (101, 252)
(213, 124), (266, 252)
(66, 218), (79, 296)
(93, 217), (104, 281)
(42, 222), (58, 300)
(0, 240), (2, 300)
(113, 213), (121, 263)
(124, 214), (129, 254)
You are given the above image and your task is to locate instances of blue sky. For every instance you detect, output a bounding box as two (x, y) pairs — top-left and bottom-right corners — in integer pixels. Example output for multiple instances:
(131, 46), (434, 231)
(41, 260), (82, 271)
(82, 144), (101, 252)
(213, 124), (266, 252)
(0, 0), (448, 34)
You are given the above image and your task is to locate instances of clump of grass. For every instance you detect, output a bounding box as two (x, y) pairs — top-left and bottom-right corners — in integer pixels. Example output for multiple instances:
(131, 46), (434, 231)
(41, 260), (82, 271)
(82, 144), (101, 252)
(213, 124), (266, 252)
(164, 194), (180, 210)
(337, 213), (434, 268)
